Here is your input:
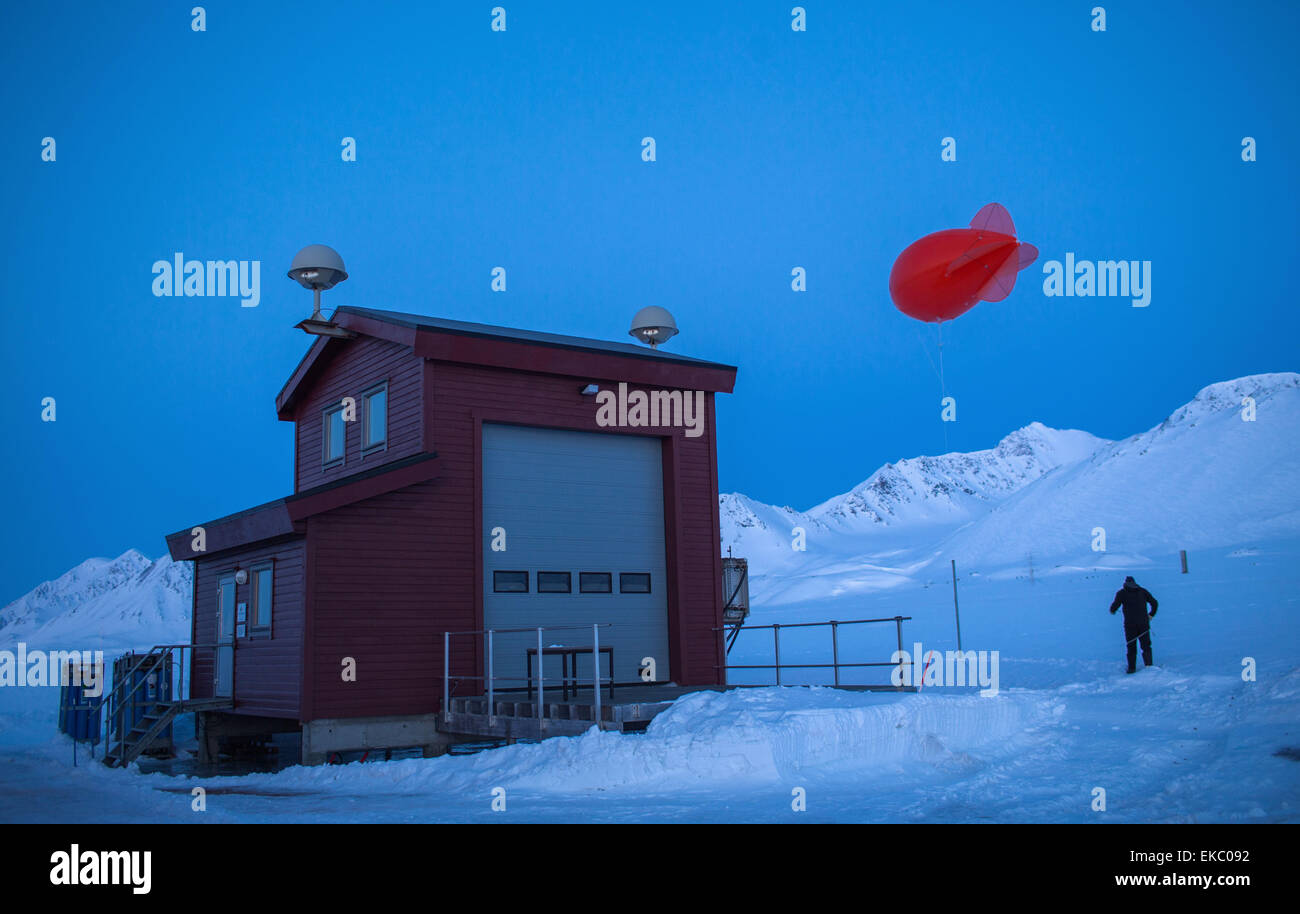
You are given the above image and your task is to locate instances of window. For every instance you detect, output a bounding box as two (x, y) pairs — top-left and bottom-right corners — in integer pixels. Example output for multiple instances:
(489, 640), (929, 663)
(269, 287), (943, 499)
(620, 573), (651, 594)
(362, 382), (388, 453)
(537, 572), (572, 593)
(579, 572), (612, 594)
(322, 403), (346, 467)
(250, 563), (273, 637)
(493, 571), (529, 593)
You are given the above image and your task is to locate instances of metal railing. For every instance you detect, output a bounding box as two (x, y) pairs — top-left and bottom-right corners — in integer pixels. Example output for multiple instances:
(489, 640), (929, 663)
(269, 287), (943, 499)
(91, 641), (232, 764)
(716, 615), (914, 688)
(442, 624), (613, 727)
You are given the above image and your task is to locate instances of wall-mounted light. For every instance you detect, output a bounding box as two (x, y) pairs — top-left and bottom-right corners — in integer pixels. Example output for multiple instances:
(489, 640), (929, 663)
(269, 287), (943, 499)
(234, 569), (248, 585)
(580, 383), (600, 395)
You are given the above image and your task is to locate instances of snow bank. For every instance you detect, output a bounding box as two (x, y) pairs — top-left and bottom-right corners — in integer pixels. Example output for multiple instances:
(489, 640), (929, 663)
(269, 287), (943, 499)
(166, 687), (1055, 800)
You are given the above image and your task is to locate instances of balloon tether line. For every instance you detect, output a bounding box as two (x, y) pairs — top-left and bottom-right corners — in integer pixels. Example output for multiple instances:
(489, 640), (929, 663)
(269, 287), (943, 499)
(937, 321), (947, 399)
(914, 324), (943, 383)
(937, 321), (948, 451)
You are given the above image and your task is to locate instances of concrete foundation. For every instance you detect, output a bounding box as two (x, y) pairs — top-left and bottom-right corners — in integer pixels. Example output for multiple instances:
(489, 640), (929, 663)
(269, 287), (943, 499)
(301, 713), (453, 765)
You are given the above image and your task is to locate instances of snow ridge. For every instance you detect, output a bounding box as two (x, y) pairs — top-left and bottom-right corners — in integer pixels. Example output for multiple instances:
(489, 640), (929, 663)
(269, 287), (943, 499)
(0, 550), (191, 649)
(722, 372), (1300, 588)
(805, 422), (1106, 529)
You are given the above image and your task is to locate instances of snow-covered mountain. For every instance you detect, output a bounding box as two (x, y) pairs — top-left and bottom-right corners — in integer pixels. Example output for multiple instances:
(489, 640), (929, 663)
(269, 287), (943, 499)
(721, 422), (1109, 572)
(941, 372), (1300, 569)
(806, 423), (1106, 529)
(0, 551), (153, 635)
(723, 372), (1300, 602)
(0, 549), (191, 649)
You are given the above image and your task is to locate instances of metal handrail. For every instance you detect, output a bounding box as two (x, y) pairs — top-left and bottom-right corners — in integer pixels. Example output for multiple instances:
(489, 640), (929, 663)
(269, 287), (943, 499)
(93, 641), (233, 764)
(443, 624), (614, 729)
(715, 615), (914, 688)
(731, 616), (913, 629)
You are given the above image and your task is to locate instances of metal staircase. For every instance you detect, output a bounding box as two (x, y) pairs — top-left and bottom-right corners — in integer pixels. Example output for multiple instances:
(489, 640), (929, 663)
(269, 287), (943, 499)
(96, 643), (233, 768)
(104, 696), (178, 768)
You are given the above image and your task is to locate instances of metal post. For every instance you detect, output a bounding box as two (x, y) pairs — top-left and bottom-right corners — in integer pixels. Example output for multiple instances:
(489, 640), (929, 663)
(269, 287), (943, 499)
(487, 629), (495, 724)
(1180, 549), (1188, 574)
(592, 624), (602, 727)
(951, 559), (963, 653)
(537, 627), (544, 724)
(773, 623), (781, 686)
(442, 631), (450, 723)
(831, 621), (840, 687)
(895, 616), (905, 687)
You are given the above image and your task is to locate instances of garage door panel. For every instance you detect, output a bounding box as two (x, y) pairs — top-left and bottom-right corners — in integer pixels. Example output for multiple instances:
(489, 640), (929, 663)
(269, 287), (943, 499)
(483, 424), (669, 687)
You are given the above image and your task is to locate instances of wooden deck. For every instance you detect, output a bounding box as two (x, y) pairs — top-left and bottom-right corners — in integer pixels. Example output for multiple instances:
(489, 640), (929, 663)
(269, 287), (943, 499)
(178, 697), (236, 712)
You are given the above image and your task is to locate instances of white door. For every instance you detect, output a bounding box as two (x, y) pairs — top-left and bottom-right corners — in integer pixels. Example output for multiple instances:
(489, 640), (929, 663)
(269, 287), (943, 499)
(215, 575), (235, 697)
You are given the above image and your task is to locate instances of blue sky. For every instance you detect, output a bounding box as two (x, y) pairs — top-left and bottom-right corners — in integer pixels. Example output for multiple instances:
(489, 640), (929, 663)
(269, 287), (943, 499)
(1, 1), (1296, 601)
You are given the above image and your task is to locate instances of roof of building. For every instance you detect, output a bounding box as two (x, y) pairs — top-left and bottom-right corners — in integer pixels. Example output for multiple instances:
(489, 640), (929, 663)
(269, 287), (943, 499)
(165, 453), (442, 561)
(276, 305), (738, 418)
(336, 306), (737, 371)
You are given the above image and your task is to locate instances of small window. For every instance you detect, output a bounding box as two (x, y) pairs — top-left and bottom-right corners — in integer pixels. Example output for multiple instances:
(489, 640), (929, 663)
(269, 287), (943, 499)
(493, 571), (529, 593)
(620, 573), (652, 594)
(323, 403), (346, 466)
(362, 382), (388, 453)
(250, 564), (273, 636)
(579, 572), (612, 594)
(537, 572), (572, 593)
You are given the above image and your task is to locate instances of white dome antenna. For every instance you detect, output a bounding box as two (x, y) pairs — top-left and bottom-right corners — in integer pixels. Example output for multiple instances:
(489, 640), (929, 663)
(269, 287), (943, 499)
(288, 244), (354, 338)
(629, 305), (679, 348)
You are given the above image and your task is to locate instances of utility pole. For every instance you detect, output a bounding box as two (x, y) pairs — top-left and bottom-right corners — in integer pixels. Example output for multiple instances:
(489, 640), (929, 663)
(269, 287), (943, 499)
(951, 559), (963, 653)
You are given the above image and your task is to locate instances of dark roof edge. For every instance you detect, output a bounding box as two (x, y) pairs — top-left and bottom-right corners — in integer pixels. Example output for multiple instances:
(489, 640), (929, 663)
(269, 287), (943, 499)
(166, 452), (441, 559)
(284, 451), (439, 507)
(337, 306), (739, 373)
(275, 335), (332, 417)
(165, 496), (290, 542)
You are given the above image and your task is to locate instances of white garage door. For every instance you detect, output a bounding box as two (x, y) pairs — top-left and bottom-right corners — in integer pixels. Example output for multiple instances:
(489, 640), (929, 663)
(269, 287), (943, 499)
(483, 423), (669, 690)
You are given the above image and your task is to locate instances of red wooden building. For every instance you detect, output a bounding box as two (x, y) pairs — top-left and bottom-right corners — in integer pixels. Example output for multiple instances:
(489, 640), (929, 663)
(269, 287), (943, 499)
(165, 306), (737, 762)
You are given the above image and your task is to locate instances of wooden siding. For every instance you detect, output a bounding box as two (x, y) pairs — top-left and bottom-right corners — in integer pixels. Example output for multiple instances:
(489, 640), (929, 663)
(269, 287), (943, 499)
(305, 481), (454, 720)
(304, 360), (725, 720)
(191, 537), (305, 719)
(307, 360), (723, 719)
(292, 336), (424, 493)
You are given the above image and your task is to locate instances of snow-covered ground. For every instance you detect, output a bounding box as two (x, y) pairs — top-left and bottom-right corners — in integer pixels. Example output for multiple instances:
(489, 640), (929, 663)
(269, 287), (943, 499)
(1, 373), (1297, 822)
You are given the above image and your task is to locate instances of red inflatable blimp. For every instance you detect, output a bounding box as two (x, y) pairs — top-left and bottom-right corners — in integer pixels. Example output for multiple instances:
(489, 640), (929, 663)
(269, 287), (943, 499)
(889, 203), (1039, 323)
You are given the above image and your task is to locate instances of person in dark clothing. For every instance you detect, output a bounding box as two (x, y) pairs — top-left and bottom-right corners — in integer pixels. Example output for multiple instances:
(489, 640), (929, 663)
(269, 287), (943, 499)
(1109, 575), (1158, 673)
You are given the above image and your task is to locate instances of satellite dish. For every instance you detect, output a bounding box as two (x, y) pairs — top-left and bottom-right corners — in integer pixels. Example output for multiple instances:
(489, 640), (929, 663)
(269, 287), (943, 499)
(288, 244), (354, 338)
(629, 305), (679, 348)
